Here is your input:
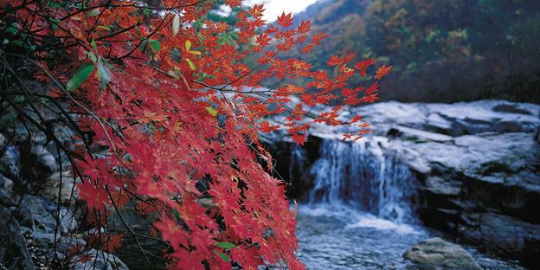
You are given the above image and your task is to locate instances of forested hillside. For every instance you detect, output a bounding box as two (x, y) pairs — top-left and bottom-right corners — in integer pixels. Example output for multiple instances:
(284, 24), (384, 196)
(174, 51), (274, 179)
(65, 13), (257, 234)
(287, 0), (540, 102)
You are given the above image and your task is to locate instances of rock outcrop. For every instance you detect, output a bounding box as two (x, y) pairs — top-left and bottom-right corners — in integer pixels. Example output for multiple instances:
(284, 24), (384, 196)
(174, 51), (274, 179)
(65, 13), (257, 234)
(0, 130), (128, 269)
(0, 205), (35, 270)
(267, 100), (540, 267)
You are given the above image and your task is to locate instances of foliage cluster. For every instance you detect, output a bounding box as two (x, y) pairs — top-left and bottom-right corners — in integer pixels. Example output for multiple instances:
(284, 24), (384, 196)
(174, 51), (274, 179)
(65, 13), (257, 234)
(0, 0), (391, 268)
(289, 0), (540, 103)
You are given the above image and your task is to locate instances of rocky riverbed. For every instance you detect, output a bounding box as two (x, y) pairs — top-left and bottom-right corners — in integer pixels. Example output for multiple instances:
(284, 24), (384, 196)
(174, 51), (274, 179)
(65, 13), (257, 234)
(1, 99), (538, 269)
(267, 100), (540, 268)
(0, 132), (129, 269)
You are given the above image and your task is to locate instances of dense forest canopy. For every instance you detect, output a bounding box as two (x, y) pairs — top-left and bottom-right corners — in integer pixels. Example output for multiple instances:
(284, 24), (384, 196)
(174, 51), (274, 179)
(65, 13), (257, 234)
(287, 0), (540, 103)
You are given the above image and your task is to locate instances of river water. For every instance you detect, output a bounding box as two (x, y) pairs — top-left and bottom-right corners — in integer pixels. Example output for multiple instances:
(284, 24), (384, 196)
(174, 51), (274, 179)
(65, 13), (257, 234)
(292, 138), (525, 269)
(295, 204), (524, 269)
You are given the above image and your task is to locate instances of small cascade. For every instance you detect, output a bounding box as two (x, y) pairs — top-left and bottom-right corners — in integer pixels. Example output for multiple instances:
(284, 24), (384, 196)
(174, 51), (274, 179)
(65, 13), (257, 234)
(305, 138), (418, 224)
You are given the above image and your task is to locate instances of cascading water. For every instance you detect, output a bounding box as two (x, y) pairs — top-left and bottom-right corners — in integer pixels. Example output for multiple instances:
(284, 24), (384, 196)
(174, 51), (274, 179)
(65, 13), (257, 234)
(304, 137), (418, 224)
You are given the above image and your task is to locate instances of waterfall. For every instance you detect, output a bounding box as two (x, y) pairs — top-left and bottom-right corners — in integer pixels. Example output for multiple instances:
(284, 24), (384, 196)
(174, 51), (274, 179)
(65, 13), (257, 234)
(305, 138), (418, 224)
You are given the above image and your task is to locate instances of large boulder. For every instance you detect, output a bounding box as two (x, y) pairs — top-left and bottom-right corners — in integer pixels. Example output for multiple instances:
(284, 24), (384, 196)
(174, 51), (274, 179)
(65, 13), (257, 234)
(404, 237), (482, 270)
(0, 205), (35, 270)
(12, 196), (65, 251)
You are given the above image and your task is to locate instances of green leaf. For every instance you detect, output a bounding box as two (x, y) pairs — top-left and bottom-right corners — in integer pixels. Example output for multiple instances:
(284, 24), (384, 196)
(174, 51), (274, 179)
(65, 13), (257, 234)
(216, 242), (235, 249)
(6, 23), (19, 35)
(11, 40), (24, 47)
(173, 209), (181, 220)
(149, 39), (161, 52)
(206, 106), (218, 117)
(185, 58), (196, 71)
(66, 63), (94, 92)
(97, 25), (111, 31)
(91, 39), (97, 50)
(189, 50), (202, 55)
(185, 40), (192, 51)
(85, 9), (101, 17)
(213, 250), (230, 262)
(138, 40), (148, 53)
(49, 2), (63, 8)
(97, 57), (111, 89)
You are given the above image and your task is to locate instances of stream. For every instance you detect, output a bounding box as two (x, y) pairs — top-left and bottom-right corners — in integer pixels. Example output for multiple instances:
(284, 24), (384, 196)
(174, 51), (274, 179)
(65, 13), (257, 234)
(292, 138), (525, 269)
(295, 204), (524, 269)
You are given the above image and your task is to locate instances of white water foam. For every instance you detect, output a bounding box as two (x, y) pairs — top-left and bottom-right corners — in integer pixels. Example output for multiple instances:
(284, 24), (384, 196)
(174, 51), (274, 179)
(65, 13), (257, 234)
(344, 215), (418, 234)
(304, 138), (419, 224)
(299, 204), (420, 235)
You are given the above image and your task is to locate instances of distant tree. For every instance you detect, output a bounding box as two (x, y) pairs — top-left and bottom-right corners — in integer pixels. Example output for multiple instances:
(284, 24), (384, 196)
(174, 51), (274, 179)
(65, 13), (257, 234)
(285, 0), (540, 103)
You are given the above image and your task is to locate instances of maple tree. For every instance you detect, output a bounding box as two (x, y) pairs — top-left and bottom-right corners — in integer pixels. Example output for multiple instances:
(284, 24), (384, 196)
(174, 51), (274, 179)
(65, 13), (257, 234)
(0, 0), (391, 269)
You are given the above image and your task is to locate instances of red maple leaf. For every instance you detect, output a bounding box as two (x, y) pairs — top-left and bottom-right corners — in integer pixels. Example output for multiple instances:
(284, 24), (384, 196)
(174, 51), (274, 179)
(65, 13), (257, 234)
(355, 58), (377, 76)
(277, 12), (293, 28)
(291, 133), (306, 145)
(298, 20), (312, 34)
(326, 53), (356, 66)
(250, 4), (265, 19)
(225, 0), (241, 7)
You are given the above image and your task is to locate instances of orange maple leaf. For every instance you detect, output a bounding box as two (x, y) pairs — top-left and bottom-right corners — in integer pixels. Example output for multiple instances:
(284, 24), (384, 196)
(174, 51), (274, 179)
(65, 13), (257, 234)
(355, 58), (377, 76)
(374, 64), (393, 79)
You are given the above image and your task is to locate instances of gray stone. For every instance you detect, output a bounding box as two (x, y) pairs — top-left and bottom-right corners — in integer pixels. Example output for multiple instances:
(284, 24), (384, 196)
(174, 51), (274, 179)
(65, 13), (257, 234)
(15, 196), (57, 234)
(404, 237), (482, 270)
(30, 145), (58, 174)
(459, 213), (540, 255)
(424, 176), (461, 196)
(30, 232), (57, 248)
(0, 205), (35, 270)
(57, 237), (86, 255)
(0, 145), (20, 177)
(0, 174), (13, 204)
(0, 133), (6, 149)
(42, 171), (77, 204)
(493, 103), (533, 115)
(73, 250), (129, 270)
(58, 208), (77, 234)
(391, 125), (453, 143)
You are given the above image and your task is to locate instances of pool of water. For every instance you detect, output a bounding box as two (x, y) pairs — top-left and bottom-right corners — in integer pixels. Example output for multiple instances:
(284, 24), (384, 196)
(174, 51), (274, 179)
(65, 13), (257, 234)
(295, 204), (525, 270)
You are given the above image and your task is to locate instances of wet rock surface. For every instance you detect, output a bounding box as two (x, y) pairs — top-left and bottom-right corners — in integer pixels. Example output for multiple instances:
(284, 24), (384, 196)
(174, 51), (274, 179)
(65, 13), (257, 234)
(72, 250), (129, 270)
(403, 237), (482, 270)
(267, 100), (540, 267)
(0, 129), (129, 269)
(0, 205), (35, 270)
